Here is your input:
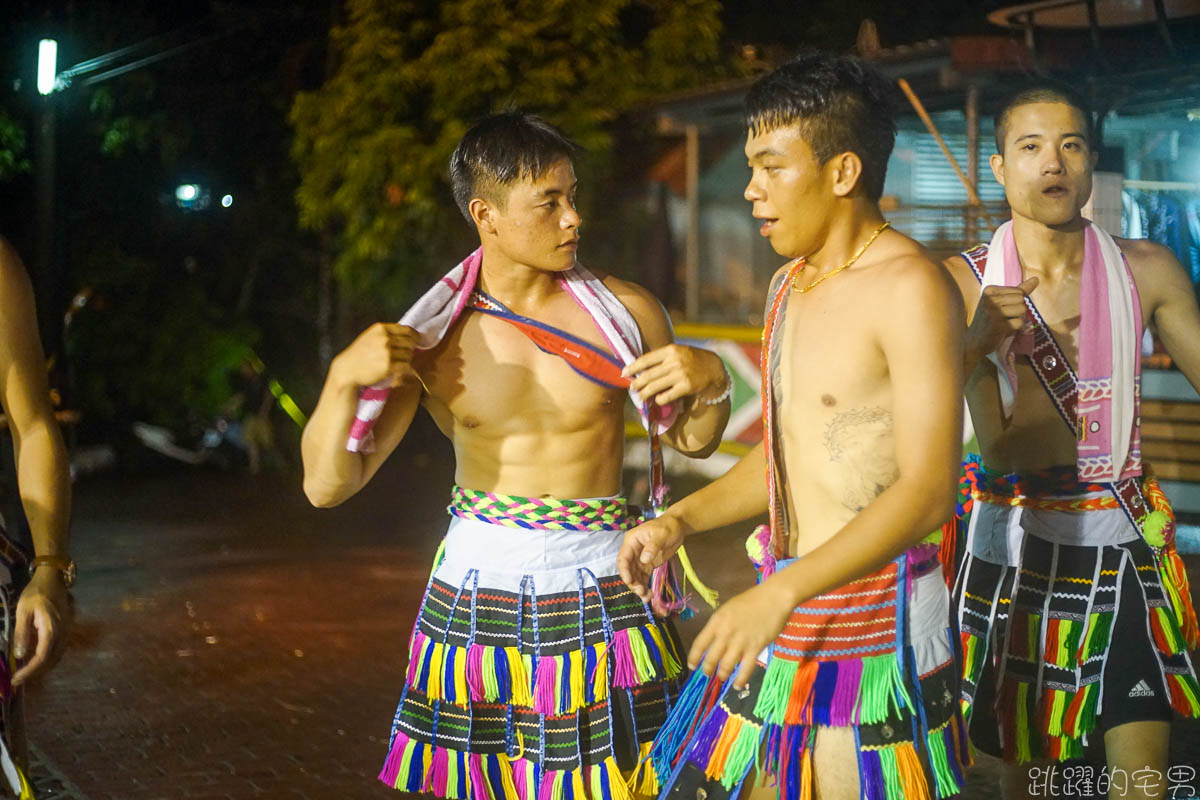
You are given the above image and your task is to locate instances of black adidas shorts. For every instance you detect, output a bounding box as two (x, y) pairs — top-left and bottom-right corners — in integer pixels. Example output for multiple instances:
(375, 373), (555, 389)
(970, 565), (1172, 758)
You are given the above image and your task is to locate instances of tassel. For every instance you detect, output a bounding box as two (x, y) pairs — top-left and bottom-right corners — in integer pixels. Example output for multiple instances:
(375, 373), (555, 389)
(590, 758), (634, 800)
(429, 746), (449, 794)
(894, 743), (933, 800)
(1167, 673), (1200, 717)
(798, 736), (813, 800)
(650, 668), (712, 776)
(925, 724), (959, 798)
(408, 631), (431, 687)
(626, 742), (659, 798)
(704, 713), (743, 780)
(509, 648), (533, 706)
(783, 660), (820, 725)
(1014, 682), (1032, 764)
(860, 748), (886, 800)
(938, 517), (957, 589)
(677, 544), (719, 609)
(830, 658), (863, 725)
(513, 758), (530, 800)
(753, 656), (799, 724)
(878, 746), (903, 800)
(1043, 688), (1067, 737)
(1161, 547), (1200, 648)
(1150, 606), (1184, 655)
(379, 731), (410, 787)
(468, 753), (489, 800)
(568, 649), (584, 713)
(534, 656), (559, 714)
(810, 662), (839, 727)
(688, 704), (729, 767)
(719, 717), (765, 791)
(611, 629), (638, 688)
(745, 524), (775, 576)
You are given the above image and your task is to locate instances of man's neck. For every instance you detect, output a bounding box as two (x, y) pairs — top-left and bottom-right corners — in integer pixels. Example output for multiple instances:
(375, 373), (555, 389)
(801, 200), (887, 275)
(476, 243), (565, 311)
(1009, 213), (1087, 282)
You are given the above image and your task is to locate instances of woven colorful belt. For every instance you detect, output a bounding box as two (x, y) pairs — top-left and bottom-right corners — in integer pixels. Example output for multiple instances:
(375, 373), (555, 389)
(448, 485), (634, 531)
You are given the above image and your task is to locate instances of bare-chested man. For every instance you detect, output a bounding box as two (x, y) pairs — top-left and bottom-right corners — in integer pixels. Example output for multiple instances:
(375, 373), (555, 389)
(617, 54), (968, 800)
(300, 111), (732, 799)
(946, 85), (1200, 800)
(0, 237), (73, 795)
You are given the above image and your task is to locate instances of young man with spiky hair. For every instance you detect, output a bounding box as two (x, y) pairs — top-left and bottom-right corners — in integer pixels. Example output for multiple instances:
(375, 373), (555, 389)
(944, 83), (1200, 799)
(301, 110), (732, 799)
(618, 54), (969, 800)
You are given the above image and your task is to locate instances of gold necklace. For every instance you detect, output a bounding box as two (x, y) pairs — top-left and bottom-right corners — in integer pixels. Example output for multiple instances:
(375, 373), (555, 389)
(791, 221), (891, 294)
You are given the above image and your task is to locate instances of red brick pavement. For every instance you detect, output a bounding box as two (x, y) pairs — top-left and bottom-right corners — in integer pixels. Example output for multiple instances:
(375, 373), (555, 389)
(18, 437), (1200, 799)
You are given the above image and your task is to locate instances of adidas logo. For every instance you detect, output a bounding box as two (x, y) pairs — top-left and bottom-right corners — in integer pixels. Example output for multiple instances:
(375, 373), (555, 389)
(1128, 679), (1156, 698)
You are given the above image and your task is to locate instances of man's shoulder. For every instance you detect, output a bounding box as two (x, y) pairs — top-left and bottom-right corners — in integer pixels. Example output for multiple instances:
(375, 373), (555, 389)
(596, 271), (667, 321)
(1116, 236), (1179, 268)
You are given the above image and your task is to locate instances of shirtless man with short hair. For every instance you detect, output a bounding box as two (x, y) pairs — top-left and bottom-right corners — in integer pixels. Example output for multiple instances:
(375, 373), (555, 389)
(300, 110), (731, 799)
(618, 53), (969, 800)
(946, 85), (1200, 800)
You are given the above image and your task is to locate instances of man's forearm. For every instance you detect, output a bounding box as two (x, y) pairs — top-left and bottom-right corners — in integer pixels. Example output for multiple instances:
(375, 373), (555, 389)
(664, 442), (768, 534)
(14, 422), (70, 558)
(301, 364), (368, 507)
(664, 395), (730, 457)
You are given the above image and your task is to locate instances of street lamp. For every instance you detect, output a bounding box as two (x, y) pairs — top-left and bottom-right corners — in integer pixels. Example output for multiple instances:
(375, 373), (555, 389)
(35, 38), (61, 347)
(37, 39), (58, 96)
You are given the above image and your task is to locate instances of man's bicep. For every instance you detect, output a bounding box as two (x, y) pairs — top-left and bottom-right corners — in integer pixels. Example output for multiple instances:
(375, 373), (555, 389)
(0, 244), (53, 428)
(1149, 253), (1200, 387)
(881, 270), (965, 482)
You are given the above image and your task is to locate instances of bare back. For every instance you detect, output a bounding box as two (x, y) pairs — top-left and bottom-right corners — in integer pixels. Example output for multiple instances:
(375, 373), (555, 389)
(415, 279), (635, 499)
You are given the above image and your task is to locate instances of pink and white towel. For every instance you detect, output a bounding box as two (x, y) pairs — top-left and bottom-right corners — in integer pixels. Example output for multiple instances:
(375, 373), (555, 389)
(346, 248), (676, 452)
(981, 220), (1142, 482)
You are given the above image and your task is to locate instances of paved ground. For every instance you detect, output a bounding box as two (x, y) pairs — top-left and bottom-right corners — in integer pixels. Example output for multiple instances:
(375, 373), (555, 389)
(15, 420), (1200, 798)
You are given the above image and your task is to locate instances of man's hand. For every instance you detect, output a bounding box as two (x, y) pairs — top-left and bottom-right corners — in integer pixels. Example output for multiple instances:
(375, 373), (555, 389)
(623, 345), (727, 406)
(333, 323), (420, 388)
(618, 515), (690, 608)
(967, 277), (1038, 357)
(688, 579), (793, 689)
(12, 567), (69, 686)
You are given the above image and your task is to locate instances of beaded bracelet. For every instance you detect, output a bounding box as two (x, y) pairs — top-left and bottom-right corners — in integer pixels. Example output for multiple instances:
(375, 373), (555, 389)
(697, 364), (733, 406)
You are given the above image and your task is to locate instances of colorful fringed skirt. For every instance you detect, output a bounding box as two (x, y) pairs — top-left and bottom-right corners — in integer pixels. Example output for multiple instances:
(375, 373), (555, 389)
(650, 542), (969, 800)
(379, 488), (683, 799)
(952, 459), (1200, 763)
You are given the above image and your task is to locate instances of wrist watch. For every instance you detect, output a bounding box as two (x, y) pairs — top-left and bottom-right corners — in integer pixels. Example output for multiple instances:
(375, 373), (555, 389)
(30, 555), (76, 588)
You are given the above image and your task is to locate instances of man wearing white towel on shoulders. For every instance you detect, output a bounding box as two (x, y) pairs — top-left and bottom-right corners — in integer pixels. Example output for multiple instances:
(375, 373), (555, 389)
(945, 84), (1200, 800)
(300, 110), (730, 799)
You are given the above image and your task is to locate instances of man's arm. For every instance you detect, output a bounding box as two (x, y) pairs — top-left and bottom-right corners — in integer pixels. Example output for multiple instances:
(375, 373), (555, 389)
(690, 258), (966, 685)
(942, 254), (1036, 374)
(0, 238), (72, 686)
(300, 324), (423, 507)
(618, 441), (768, 599)
(1131, 240), (1200, 391)
(614, 281), (730, 457)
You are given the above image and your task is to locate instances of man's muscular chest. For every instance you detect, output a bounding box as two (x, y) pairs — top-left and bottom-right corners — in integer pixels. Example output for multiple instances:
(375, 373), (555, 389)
(415, 312), (621, 434)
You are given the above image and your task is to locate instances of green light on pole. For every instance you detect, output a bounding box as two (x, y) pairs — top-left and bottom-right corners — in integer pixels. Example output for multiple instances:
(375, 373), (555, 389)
(37, 39), (58, 96)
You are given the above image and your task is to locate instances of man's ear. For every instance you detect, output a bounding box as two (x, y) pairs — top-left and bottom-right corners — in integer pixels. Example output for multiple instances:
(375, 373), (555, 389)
(469, 197), (495, 234)
(830, 151), (864, 198)
(989, 153), (1006, 187)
